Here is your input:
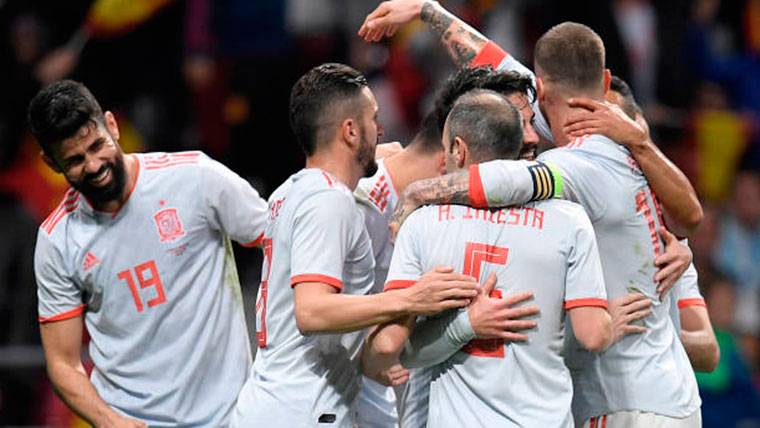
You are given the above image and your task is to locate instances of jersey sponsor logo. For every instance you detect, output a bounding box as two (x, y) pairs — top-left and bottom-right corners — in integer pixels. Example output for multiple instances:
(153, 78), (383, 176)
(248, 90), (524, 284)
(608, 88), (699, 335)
(153, 208), (186, 242)
(82, 251), (101, 272)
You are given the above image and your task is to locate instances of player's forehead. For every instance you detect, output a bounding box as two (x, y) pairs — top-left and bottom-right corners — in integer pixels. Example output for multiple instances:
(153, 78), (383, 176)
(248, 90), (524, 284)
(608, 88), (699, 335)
(57, 121), (105, 157)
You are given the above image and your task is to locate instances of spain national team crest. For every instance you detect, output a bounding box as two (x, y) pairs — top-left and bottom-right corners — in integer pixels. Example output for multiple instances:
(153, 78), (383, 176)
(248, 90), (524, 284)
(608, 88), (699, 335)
(154, 208), (186, 243)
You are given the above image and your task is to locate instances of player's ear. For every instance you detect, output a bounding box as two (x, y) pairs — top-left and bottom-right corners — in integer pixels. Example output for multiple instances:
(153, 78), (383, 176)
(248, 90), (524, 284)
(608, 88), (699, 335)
(340, 117), (359, 148)
(104, 111), (120, 143)
(453, 136), (467, 169)
(602, 69), (612, 95)
(41, 151), (62, 173)
(536, 77), (546, 102)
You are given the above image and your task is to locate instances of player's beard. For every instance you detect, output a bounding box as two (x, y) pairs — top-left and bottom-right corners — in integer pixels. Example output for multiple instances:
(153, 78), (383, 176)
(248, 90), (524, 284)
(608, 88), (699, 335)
(358, 134), (378, 178)
(73, 153), (127, 204)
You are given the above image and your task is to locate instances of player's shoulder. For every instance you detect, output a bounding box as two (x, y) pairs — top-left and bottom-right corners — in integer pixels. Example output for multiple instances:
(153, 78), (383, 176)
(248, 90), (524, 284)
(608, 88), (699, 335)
(291, 169), (357, 209)
(139, 150), (208, 172)
(38, 188), (82, 240)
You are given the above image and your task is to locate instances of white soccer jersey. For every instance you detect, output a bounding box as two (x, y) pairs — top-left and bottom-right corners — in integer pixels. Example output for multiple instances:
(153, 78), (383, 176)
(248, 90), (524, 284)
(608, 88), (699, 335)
(233, 168), (375, 428)
(355, 159), (401, 427)
(35, 151), (267, 426)
(472, 136), (701, 422)
(386, 200), (607, 427)
(670, 260), (707, 332)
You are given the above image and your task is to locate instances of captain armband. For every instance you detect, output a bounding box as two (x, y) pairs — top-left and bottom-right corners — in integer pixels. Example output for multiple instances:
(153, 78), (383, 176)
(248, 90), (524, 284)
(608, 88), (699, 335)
(528, 161), (563, 202)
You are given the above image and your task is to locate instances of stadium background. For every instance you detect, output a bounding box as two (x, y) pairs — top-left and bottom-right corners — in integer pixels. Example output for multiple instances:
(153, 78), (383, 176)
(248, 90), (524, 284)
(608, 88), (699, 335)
(0, 0), (758, 426)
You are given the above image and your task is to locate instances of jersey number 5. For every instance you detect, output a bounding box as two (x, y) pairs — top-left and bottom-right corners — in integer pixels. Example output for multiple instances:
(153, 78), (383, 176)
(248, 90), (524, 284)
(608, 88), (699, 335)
(117, 260), (167, 313)
(460, 242), (508, 358)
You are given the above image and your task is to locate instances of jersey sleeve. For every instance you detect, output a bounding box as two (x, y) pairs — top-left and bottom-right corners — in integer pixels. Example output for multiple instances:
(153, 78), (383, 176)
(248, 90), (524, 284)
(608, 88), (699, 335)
(564, 207), (608, 309)
(290, 190), (360, 291)
(672, 263), (705, 309)
(471, 41), (553, 142)
(35, 231), (85, 322)
(537, 149), (608, 222)
(469, 160), (561, 208)
(383, 210), (426, 291)
(200, 154), (268, 247)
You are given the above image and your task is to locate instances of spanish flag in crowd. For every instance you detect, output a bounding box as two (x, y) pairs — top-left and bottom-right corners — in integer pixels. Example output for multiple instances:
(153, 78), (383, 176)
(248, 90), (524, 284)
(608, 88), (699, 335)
(84, 0), (176, 38)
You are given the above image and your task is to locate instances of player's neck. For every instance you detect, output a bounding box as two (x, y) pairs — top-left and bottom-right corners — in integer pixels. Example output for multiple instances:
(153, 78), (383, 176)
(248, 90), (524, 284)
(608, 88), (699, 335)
(92, 153), (138, 212)
(384, 148), (440, 193)
(306, 151), (362, 190)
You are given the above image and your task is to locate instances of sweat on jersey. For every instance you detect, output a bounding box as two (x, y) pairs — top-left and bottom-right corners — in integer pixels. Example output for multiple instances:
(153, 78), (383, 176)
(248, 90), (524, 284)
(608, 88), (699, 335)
(385, 199), (607, 427)
(233, 168), (375, 428)
(35, 151), (267, 426)
(470, 138), (701, 421)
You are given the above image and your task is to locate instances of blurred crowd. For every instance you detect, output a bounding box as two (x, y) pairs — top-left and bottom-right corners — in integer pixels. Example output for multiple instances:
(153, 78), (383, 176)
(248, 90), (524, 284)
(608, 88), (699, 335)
(0, 0), (759, 426)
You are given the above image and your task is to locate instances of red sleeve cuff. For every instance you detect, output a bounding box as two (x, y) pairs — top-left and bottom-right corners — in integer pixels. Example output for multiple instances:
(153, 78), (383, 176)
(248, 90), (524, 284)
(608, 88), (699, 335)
(240, 232), (265, 248)
(383, 279), (417, 292)
(678, 298), (706, 309)
(291, 274), (343, 291)
(470, 41), (508, 68)
(564, 298), (608, 310)
(469, 164), (488, 208)
(38, 304), (86, 323)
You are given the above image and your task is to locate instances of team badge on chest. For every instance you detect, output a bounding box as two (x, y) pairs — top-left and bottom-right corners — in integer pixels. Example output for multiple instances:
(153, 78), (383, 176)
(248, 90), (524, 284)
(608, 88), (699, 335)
(154, 208), (186, 242)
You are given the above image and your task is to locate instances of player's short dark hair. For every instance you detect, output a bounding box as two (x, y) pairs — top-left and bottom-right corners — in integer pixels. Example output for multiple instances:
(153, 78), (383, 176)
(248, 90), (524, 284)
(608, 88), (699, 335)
(534, 22), (605, 92)
(28, 80), (105, 155)
(408, 111), (443, 153)
(446, 89), (523, 161)
(289, 63), (369, 156)
(610, 75), (642, 119)
(433, 67), (535, 133)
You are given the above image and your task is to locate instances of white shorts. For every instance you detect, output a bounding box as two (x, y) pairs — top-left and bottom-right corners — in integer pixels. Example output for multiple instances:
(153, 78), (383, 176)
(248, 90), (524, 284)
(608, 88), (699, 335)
(583, 409), (701, 428)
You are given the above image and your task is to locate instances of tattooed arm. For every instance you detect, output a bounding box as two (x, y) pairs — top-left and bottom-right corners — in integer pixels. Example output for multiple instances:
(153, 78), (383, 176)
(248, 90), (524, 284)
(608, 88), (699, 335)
(359, 0), (488, 67)
(390, 170), (470, 235)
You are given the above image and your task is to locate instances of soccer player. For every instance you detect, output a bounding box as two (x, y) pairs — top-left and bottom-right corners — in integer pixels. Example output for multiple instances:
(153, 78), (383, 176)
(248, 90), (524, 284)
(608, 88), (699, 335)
(29, 80), (269, 426)
(231, 63), (481, 427)
(364, 5), (705, 426)
(570, 75), (719, 374)
(359, 0), (703, 240)
(364, 89), (613, 426)
(354, 66), (542, 427)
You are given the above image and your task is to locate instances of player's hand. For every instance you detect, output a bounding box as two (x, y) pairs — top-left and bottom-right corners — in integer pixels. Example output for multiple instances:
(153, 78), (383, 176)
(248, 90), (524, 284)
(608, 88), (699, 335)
(609, 292), (652, 343)
(402, 266), (479, 316)
(374, 363), (410, 387)
(375, 141), (403, 159)
(654, 227), (692, 301)
(563, 98), (648, 149)
(358, 0), (427, 42)
(467, 273), (539, 342)
(389, 190), (422, 242)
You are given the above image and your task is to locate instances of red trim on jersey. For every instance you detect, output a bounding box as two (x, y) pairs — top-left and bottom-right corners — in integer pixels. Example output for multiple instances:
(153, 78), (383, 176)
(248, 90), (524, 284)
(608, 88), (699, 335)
(291, 274), (342, 290)
(144, 152), (200, 170)
(470, 41), (508, 68)
(240, 232), (265, 248)
(564, 298), (608, 310)
(469, 164), (488, 208)
(601, 415), (607, 428)
(678, 298), (706, 309)
(321, 171), (334, 187)
(42, 191), (80, 235)
(38, 304), (86, 323)
(384, 279), (417, 292)
(383, 165), (400, 197)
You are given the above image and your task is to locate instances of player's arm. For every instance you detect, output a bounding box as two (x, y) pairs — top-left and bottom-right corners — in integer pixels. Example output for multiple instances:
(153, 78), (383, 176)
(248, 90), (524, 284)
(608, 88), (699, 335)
(293, 266), (477, 334)
(41, 317), (146, 428)
(680, 304), (720, 372)
(359, 0), (488, 67)
(568, 307), (612, 352)
(401, 279), (538, 368)
(362, 316), (416, 385)
(563, 98), (703, 236)
(201, 153), (268, 247)
(391, 160), (548, 232)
